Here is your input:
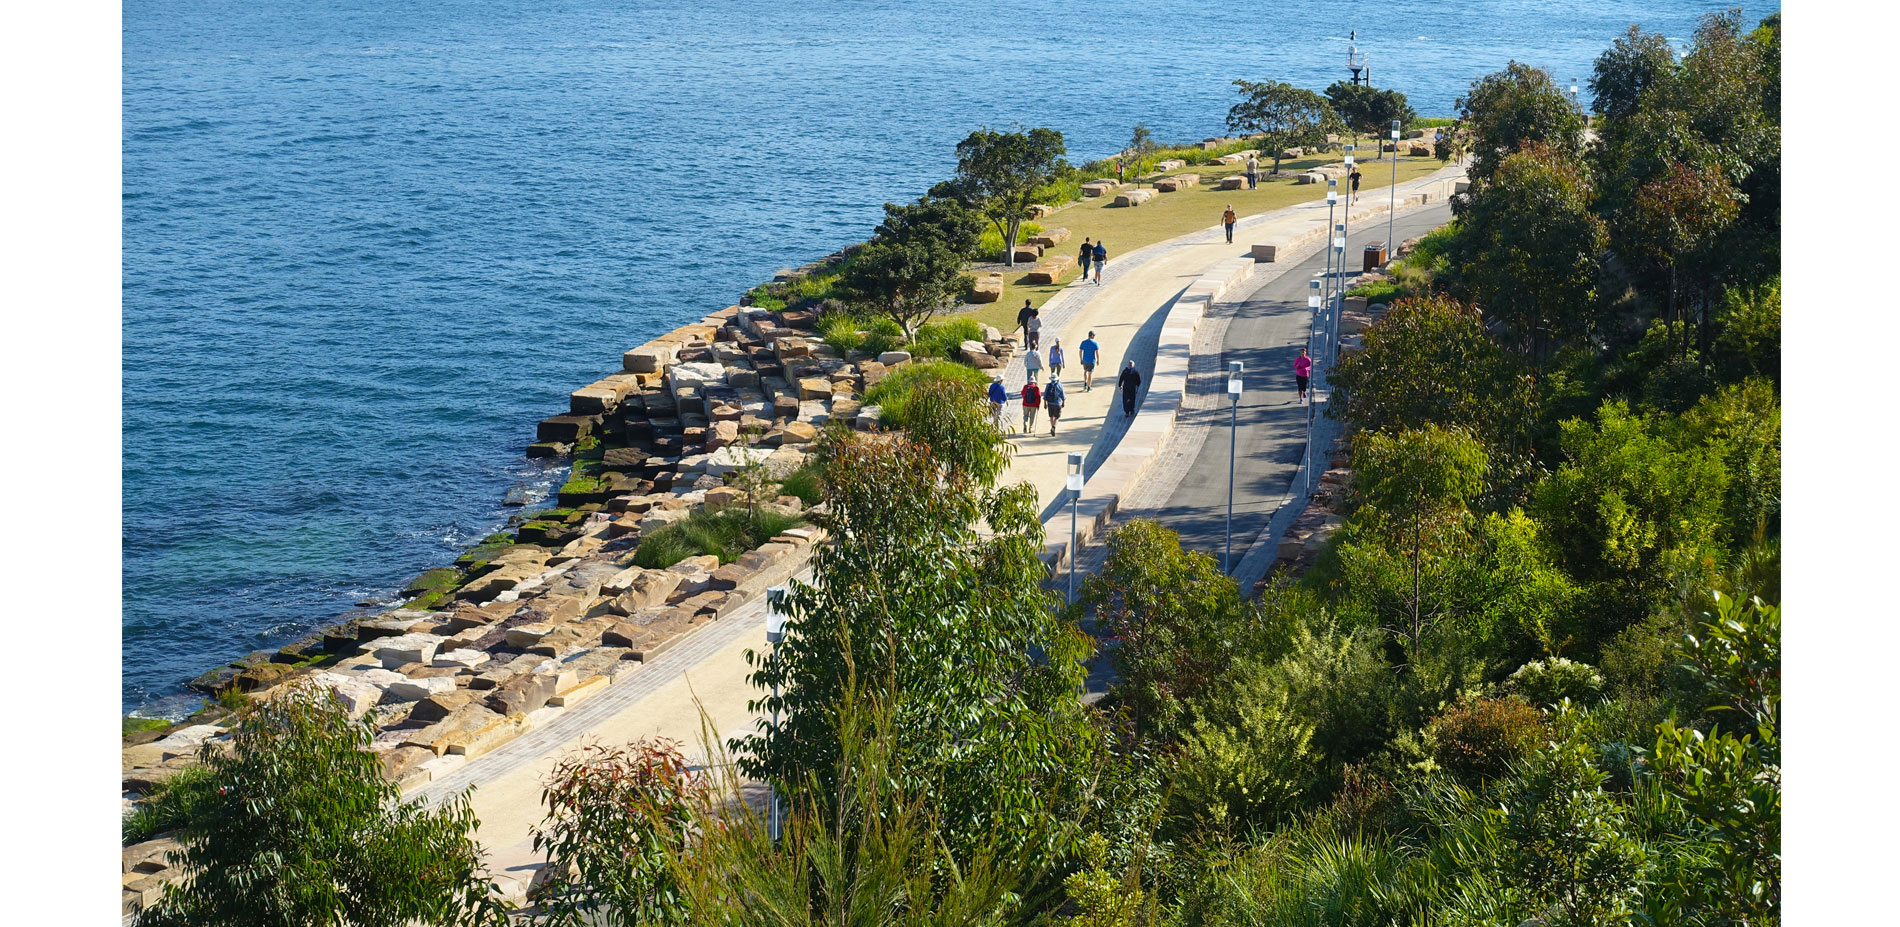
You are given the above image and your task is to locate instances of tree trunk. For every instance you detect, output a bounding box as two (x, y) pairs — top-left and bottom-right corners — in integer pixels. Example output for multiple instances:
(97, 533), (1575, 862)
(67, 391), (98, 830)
(1003, 218), (1021, 268)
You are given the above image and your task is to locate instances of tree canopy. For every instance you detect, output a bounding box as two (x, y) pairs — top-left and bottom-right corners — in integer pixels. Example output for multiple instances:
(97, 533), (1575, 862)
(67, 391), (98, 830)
(1324, 82), (1417, 156)
(1227, 79), (1342, 174)
(936, 126), (1067, 267)
(1451, 61), (1584, 181)
(836, 196), (982, 337)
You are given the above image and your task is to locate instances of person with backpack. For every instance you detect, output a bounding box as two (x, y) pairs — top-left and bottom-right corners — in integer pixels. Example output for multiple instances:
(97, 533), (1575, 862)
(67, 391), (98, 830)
(1079, 331), (1100, 391)
(1092, 241), (1107, 284)
(987, 375), (1009, 430)
(1077, 237), (1093, 280)
(1047, 338), (1066, 378)
(1117, 360), (1142, 417)
(1020, 379), (1043, 435)
(1044, 375), (1066, 436)
(1222, 204), (1237, 244)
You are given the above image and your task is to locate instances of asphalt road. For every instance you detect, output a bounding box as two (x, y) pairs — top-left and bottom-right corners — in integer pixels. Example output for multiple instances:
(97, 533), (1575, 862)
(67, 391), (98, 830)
(1154, 203), (1454, 566)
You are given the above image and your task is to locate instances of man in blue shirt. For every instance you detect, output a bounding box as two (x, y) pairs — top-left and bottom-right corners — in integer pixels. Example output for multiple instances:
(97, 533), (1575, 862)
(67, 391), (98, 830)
(1078, 331), (1100, 391)
(987, 375), (1009, 430)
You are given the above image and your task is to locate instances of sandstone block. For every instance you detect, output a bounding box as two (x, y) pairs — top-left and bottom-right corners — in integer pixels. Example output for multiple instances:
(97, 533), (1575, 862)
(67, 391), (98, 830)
(1155, 158), (1187, 171)
(1112, 189), (1156, 207)
(550, 674), (610, 707)
(959, 345), (1000, 369)
(1010, 242), (1043, 262)
(371, 633), (444, 669)
(1026, 227), (1071, 247)
(614, 569), (682, 612)
(1219, 175), (1247, 190)
(706, 444), (773, 477)
(384, 675), (458, 702)
(486, 673), (560, 717)
(623, 343), (680, 374)
(1080, 180), (1121, 197)
(409, 690), (478, 724)
(797, 377), (833, 401)
(1021, 253), (1076, 284)
(970, 272), (1004, 302)
(1153, 174), (1199, 192)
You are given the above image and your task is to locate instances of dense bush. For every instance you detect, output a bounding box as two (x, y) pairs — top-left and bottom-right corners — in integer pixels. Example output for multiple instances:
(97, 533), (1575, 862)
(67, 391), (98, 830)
(861, 358), (991, 429)
(906, 317), (987, 361)
(1508, 656), (1606, 706)
(1426, 695), (1545, 782)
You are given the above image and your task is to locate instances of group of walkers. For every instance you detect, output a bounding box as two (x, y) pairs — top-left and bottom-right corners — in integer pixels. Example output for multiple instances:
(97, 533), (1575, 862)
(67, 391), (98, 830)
(989, 302), (1144, 437)
(1076, 237), (1108, 285)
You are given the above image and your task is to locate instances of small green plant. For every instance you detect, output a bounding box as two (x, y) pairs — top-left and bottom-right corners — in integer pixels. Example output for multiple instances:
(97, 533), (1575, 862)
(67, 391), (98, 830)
(1509, 657), (1606, 706)
(779, 462), (825, 506)
(907, 318), (987, 361)
(1427, 695), (1545, 783)
(862, 360), (991, 428)
(632, 508), (804, 568)
(124, 716), (172, 737)
(124, 764), (217, 845)
(976, 222), (1044, 261)
(1345, 278), (1404, 304)
(819, 314), (867, 354)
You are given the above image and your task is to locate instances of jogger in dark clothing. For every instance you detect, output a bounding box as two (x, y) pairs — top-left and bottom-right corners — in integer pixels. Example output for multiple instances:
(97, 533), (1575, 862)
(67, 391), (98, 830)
(1117, 361), (1142, 416)
(1078, 237), (1093, 279)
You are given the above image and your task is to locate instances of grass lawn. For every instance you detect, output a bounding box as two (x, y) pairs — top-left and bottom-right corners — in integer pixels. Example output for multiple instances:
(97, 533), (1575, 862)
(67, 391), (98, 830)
(952, 147), (1449, 331)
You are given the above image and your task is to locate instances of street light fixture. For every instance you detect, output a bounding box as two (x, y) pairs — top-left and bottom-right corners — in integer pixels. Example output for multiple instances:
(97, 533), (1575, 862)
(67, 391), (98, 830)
(1387, 119), (1401, 263)
(1324, 180), (1339, 307)
(1066, 453), (1084, 601)
(764, 585), (790, 841)
(1342, 145), (1355, 287)
(1224, 362), (1243, 573)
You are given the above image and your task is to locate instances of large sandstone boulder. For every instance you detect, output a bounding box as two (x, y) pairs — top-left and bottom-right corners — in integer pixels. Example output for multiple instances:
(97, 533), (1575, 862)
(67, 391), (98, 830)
(1022, 254), (1076, 284)
(1080, 180), (1121, 197)
(384, 674), (458, 702)
(1112, 189), (1156, 207)
(1153, 174), (1200, 192)
(371, 633), (444, 669)
(623, 343), (680, 374)
(970, 272), (1004, 303)
(668, 362), (727, 394)
(877, 350), (911, 366)
(486, 672), (560, 717)
(1155, 158), (1187, 171)
(1026, 228), (1071, 247)
(1251, 243), (1280, 262)
(1219, 175), (1247, 190)
(797, 378), (832, 401)
(706, 444), (773, 477)
(612, 570), (682, 612)
(1010, 242), (1043, 263)
(310, 671), (386, 718)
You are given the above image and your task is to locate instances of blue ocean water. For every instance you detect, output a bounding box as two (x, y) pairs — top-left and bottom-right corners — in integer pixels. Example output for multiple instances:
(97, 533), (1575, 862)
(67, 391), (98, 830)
(121, 0), (1777, 712)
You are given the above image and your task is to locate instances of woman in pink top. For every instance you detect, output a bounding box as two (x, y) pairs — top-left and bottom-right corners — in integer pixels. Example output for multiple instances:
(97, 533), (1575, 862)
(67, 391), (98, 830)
(1294, 346), (1312, 403)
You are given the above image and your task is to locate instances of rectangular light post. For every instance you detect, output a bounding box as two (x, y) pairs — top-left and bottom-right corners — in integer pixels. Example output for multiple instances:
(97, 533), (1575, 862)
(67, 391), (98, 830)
(1342, 146), (1355, 289)
(1067, 452), (1084, 601)
(1325, 181), (1338, 307)
(1387, 119), (1400, 261)
(1225, 362), (1243, 573)
(1333, 222), (1346, 314)
(764, 585), (789, 842)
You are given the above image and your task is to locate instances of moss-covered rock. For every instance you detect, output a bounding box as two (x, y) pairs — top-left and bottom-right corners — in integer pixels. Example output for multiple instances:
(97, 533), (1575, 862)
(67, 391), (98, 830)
(401, 568), (462, 598)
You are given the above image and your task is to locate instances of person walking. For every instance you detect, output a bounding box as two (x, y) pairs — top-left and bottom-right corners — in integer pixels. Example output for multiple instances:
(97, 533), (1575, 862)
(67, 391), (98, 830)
(1222, 205), (1237, 244)
(1077, 237), (1093, 281)
(1115, 159), (1125, 183)
(1092, 241), (1107, 284)
(1047, 338), (1065, 378)
(1023, 344), (1043, 385)
(1020, 379), (1042, 435)
(1245, 153), (1259, 189)
(1294, 346), (1312, 403)
(987, 375), (1009, 430)
(1350, 168), (1362, 202)
(1015, 299), (1035, 343)
(1117, 360), (1142, 417)
(1044, 376), (1066, 436)
(1025, 310), (1042, 350)
(1079, 331), (1100, 391)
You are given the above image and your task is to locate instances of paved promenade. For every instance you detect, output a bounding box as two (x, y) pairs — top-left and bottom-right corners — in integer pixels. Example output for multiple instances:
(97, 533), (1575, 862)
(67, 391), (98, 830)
(408, 162), (1466, 890)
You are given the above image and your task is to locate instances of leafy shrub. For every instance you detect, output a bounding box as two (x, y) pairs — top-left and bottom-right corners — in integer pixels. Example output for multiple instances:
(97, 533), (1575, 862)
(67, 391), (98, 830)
(1508, 657), (1606, 706)
(531, 739), (704, 925)
(907, 317), (986, 361)
(819, 314), (866, 354)
(976, 221), (1044, 261)
(861, 360), (991, 431)
(1427, 695), (1544, 782)
(1344, 278), (1404, 305)
(778, 462), (824, 507)
(1170, 682), (1318, 831)
(632, 508), (804, 568)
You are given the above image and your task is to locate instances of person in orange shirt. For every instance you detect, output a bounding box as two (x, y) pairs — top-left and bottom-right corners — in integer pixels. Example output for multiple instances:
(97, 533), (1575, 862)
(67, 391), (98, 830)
(1222, 205), (1237, 243)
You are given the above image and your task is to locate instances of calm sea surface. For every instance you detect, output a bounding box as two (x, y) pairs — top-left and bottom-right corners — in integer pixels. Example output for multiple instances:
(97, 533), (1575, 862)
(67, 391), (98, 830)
(122, 0), (1777, 712)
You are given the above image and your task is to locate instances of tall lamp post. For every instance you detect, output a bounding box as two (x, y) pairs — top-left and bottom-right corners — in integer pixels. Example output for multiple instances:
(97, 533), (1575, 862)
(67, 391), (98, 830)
(1342, 145), (1355, 293)
(1066, 453), (1084, 601)
(1386, 119), (1400, 261)
(763, 585), (790, 841)
(1333, 222), (1346, 314)
(1324, 180), (1338, 306)
(1224, 362), (1243, 573)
